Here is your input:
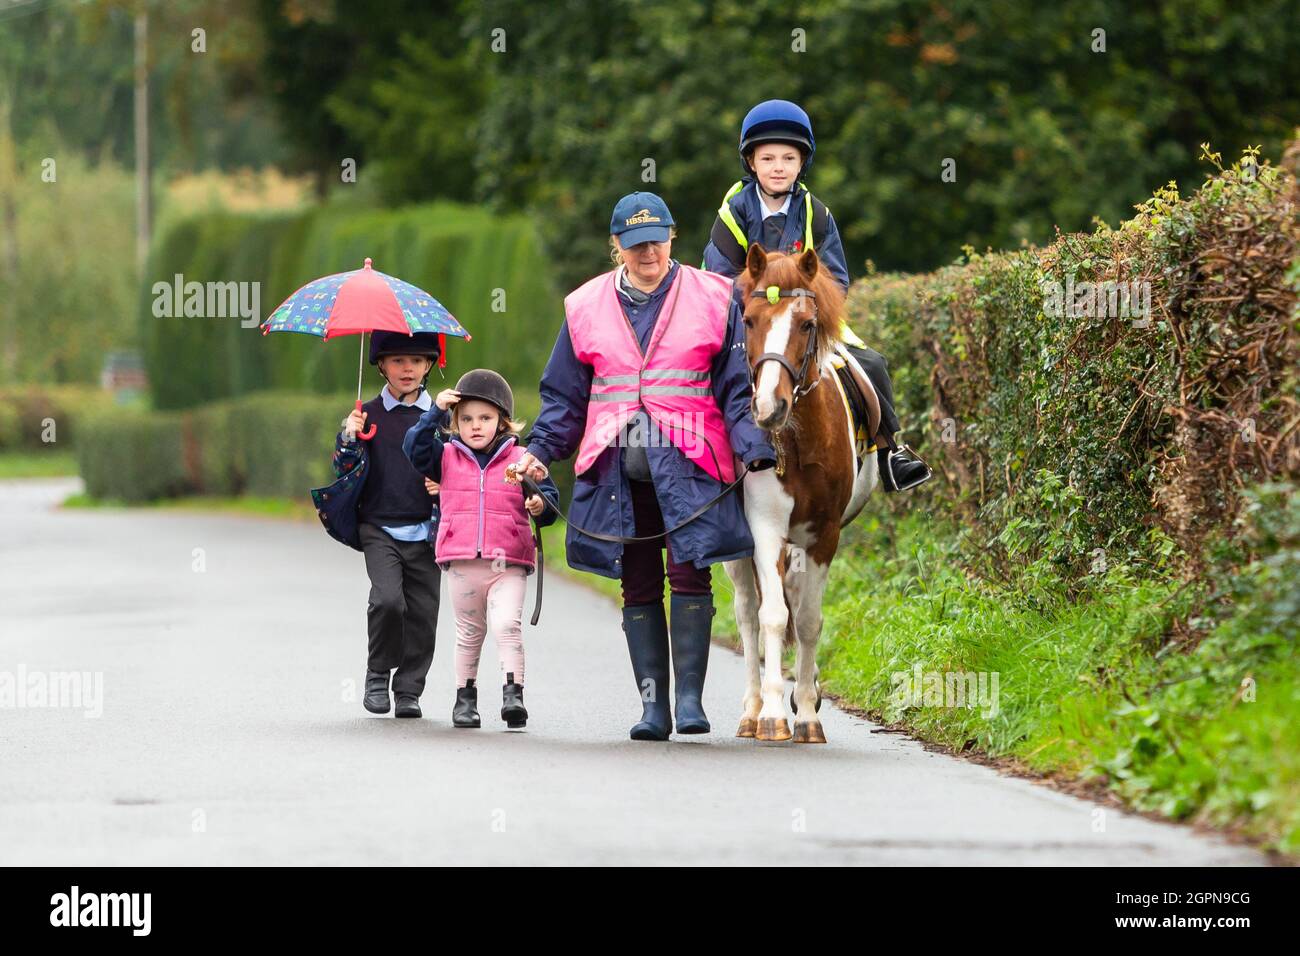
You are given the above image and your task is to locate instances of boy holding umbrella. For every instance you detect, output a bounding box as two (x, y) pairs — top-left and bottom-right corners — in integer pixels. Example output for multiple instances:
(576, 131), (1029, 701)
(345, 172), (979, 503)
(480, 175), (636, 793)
(334, 330), (444, 718)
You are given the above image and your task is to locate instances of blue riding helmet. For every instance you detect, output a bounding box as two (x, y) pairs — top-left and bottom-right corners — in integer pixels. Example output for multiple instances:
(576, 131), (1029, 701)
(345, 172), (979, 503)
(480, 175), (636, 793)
(738, 100), (816, 177)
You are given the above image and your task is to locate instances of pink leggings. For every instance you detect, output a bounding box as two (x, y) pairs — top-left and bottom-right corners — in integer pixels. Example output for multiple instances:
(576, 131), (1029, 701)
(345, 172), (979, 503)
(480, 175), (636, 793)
(446, 558), (527, 687)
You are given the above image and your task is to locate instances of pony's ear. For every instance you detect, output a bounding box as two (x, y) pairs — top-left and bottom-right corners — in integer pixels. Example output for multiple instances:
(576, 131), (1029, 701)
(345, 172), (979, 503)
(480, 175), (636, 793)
(746, 243), (768, 281)
(796, 247), (820, 282)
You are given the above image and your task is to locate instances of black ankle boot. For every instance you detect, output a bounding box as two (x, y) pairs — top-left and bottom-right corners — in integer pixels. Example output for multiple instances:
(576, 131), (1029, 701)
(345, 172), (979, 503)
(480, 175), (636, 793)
(453, 679), (480, 728)
(669, 593), (713, 734)
(363, 669), (391, 714)
(502, 673), (527, 728)
(623, 603), (671, 740)
(879, 443), (933, 492)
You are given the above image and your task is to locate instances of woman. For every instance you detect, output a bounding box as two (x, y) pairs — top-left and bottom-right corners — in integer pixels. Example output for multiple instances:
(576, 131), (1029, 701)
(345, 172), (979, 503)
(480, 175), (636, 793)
(514, 191), (775, 741)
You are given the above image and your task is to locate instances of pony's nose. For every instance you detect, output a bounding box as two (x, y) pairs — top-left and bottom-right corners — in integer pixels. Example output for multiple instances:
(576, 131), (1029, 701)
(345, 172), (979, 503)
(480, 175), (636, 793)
(755, 397), (788, 430)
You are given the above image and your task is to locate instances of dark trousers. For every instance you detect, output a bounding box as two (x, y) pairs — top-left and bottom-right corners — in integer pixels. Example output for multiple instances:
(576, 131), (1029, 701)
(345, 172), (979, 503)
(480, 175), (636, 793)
(358, 522), (441, 697)
(846, 344), (901, 438)
(621, 479), (712, 606)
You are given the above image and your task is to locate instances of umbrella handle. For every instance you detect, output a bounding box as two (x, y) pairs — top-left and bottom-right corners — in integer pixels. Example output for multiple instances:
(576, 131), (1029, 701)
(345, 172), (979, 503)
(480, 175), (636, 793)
(355, 400), (377, 440)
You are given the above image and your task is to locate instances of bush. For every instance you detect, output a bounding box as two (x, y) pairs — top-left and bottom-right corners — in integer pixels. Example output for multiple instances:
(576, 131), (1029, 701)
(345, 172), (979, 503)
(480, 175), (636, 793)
(73, 386), (556, 506)
(76, 408), (189, 503)
(824, 139), (1300, 852)
(848, 139), (1300, 577)
(0, 384), (103, 450)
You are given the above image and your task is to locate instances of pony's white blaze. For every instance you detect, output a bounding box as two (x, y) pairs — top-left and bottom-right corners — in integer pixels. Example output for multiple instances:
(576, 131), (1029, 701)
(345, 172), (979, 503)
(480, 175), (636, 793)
(753, 303), (794, 422)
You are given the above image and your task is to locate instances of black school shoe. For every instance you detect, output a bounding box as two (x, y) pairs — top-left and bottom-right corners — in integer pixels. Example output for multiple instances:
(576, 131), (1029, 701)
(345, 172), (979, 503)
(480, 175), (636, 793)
(394, 694), (421, 718)
(453, 680), (481, 728)
(501, 674), (528, 729)
(878, 444), (933, 493)
(363, 669), (391, 714)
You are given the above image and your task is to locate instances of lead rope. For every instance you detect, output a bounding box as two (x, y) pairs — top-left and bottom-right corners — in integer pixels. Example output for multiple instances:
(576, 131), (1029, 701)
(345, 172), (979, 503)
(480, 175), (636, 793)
(511, 425), (752, 625)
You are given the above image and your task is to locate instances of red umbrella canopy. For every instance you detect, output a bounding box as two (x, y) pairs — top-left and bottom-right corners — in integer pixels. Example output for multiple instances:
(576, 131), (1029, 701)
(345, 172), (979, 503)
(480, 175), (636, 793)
(260, 257), (471, 367)
(260, 258), (472, 438)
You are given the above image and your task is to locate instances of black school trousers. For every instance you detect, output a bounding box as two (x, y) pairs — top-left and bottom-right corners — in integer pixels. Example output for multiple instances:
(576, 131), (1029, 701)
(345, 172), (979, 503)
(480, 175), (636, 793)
(358, 522), (441, 697)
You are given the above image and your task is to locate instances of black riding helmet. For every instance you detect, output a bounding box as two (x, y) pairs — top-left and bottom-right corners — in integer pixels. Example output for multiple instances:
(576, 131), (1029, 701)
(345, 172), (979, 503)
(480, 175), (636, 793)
(452, 368), (514, 421)
(369, 330), (441, 365)
(369, 330), (440, 398)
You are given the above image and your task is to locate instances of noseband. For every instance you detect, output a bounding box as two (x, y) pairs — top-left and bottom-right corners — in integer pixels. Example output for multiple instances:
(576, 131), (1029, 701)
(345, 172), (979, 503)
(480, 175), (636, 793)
(749, 285), (820, 402)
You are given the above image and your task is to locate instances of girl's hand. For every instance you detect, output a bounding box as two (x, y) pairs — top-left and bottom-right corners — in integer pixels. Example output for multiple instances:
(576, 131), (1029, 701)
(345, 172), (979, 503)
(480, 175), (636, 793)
(424, 478), (439, 496)
(435, 388), (461, 411)
(344, 408), (367, 440)
(525, 494), (545, 517)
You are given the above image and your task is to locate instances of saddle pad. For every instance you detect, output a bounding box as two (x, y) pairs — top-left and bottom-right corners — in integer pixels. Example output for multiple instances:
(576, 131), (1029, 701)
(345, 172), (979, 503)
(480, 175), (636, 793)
(829, 352), (878, 466)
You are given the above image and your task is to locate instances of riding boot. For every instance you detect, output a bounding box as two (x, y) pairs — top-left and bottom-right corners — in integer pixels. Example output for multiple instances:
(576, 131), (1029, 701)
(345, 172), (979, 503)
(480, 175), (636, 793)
(669, 593), (713, 734)
(501, 673), (528, 729)
(876, 438), (933, 493)
(622, 603), (671, 741)
(453, 679), (480, 728)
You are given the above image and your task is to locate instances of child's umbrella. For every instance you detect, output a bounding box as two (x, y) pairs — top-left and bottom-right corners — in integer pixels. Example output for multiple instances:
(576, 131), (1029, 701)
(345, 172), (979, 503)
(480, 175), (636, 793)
(259, 257), (471, 438)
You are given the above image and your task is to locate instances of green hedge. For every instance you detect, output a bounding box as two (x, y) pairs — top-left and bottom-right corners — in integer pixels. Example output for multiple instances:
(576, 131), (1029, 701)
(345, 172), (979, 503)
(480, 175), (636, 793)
(826, 140), (1300, 853)
(77, 391), (350, 503)
(74, 386), (565, 507)
(847, 140), (1300, 577)
(75, 408), (190, 502)
(141, 201), (562, 412)
(0, 385), (103, 451)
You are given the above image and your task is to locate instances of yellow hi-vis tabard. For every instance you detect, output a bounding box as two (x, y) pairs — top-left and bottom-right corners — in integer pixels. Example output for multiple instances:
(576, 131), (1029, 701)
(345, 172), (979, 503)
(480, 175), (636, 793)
(716, 180), (866, 348)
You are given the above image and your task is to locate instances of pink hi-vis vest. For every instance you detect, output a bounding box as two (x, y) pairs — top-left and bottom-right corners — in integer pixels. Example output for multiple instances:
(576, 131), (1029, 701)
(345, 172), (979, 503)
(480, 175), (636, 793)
(435, 436), (537, 570)
(565, 265), (736, 483)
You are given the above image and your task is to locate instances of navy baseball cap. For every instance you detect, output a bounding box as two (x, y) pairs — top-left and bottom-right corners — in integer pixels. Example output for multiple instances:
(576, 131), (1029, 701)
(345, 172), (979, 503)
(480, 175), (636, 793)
(610, 192), (674, 246)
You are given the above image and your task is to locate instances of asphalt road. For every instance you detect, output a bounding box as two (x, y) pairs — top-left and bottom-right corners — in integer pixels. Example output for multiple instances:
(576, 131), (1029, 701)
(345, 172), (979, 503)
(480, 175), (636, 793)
(0, 479), (1266, 865)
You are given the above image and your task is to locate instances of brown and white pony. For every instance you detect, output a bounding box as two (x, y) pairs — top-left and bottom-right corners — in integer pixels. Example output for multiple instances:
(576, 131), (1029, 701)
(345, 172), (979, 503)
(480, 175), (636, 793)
(725, 244), (881, 743)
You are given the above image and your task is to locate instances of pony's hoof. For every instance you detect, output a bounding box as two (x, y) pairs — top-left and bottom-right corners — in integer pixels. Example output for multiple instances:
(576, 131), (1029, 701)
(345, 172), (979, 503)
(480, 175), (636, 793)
(736, 717), (758, 738)
(792, 721), (827, 744)
(756, 717), (792, 741)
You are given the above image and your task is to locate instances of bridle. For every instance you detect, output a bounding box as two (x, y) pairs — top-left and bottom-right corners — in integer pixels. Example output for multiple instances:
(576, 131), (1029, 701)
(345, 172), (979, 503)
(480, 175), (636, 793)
(748, 285), (821, 403)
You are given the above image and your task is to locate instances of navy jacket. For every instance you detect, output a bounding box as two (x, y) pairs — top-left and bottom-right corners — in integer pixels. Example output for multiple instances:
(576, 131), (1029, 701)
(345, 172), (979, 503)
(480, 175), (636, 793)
(525, 262), (775, 580)
(702, 179), (850, 291)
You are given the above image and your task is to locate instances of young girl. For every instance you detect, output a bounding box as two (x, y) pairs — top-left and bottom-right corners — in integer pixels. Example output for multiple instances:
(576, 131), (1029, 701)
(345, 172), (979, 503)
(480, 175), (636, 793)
(402, 368), (559, 729)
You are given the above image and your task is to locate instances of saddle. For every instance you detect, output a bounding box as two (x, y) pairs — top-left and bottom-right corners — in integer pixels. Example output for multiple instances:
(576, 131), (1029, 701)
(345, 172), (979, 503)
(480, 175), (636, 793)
(829, 342), (882, 465)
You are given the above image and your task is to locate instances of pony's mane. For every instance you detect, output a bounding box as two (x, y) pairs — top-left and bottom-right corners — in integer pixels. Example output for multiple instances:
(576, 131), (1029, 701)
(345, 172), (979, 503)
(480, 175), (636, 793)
(738, 250), (846, 373)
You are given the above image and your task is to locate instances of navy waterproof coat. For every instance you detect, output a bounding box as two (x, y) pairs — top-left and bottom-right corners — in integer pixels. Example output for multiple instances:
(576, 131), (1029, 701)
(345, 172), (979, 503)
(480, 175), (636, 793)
(525, 264), (775, 580)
